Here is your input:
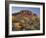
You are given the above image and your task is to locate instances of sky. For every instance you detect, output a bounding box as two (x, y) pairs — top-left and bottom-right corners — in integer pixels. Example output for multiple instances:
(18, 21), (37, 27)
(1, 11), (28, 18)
(12, 7), (40, 16)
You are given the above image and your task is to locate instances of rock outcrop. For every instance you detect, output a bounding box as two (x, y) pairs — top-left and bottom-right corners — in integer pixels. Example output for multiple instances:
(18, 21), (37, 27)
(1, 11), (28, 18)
(12, 10), (40, 31)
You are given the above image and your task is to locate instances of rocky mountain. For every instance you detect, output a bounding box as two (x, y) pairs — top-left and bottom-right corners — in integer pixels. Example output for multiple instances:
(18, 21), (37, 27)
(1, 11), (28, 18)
(12, 10), (40, 31)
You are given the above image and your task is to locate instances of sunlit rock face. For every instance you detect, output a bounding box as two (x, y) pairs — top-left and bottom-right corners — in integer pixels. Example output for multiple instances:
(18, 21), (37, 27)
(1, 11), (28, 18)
(12, 10), (40, 31)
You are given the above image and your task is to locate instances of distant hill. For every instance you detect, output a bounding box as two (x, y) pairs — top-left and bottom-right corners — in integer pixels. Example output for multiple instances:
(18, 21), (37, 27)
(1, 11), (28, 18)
(12, 10), (37, 16)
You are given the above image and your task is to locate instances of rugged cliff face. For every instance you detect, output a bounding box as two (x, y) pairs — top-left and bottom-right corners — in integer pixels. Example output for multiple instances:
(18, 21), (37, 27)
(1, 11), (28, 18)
(12, 10), (40, 31)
